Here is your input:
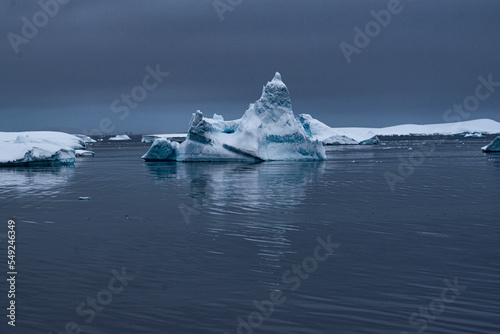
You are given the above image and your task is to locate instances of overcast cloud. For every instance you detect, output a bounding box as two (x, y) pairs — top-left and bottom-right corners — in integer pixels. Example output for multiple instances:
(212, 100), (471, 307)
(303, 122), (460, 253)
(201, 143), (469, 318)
(1, 0), (499, 134)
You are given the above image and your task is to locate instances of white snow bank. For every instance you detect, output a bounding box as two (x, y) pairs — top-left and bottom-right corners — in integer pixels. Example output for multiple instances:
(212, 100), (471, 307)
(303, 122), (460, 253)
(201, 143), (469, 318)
(335, 119), (500, 137)
(482, 136), (500, 152)
(299, 115), (500, 144)
(0, 131), (84, 166)
(109, 134), (131, 141)
(142, 73), (325, 161)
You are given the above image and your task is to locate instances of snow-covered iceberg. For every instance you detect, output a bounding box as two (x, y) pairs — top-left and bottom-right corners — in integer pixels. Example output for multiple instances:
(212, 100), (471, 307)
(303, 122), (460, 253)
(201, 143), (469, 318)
(75, 150), (95, 157)
(109, 134), (131, 141)
(74, 134), (96, 143)
(482, 136), (500, 152)
(142, 72), (326, 161)
(464, 132), (484, 138)
(298, 114), (380, 145)
(0, 131), (84, 167)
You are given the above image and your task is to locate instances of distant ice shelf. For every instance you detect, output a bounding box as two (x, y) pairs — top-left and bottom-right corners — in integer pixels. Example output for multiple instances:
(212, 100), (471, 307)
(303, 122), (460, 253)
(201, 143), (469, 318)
(331, 119), (500, 138)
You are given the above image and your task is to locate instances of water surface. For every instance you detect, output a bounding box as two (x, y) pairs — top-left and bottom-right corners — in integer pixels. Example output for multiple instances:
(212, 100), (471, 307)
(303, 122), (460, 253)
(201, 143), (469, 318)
(1, 137), (499, 334)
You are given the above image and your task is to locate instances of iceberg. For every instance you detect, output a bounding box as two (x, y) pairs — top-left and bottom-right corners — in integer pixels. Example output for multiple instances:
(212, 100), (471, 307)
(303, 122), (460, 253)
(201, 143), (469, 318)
(464, 132), (484, 138)
(109, 134), (131, 141)
(142, 72), (326, 161)
(482, 136), (500, 152)
(74, 134), (96, 143)
(298, 114), (380, 145)
(0, 131), (84, 167)
(75, 150), (95, 157)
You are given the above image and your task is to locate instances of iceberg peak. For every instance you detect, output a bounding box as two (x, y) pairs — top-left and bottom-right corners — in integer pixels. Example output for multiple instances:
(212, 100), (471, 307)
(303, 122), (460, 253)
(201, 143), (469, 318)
(272, 72), (282, 82)
(258, 71), (291, 111)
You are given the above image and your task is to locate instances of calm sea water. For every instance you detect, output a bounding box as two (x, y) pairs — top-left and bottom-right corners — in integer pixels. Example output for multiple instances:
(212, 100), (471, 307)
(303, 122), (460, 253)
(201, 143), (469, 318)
(1, 137), (499, 334)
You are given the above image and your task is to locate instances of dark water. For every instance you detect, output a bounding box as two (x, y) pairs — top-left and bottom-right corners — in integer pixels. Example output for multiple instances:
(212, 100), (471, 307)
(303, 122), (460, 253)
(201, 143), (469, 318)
(1, 137), (499, 334)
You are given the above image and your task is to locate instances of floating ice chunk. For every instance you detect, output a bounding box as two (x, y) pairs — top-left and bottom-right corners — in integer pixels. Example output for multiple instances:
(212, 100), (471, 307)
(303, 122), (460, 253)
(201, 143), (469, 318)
(75, 150), (95, 157)
(142, 138), (179, 161)
(109, 135), (131, 141)
(464, 132), (484, 138)
(142, 73), (326, 161)
(482, 136), (500, 152)
(74, 134), (96, 143)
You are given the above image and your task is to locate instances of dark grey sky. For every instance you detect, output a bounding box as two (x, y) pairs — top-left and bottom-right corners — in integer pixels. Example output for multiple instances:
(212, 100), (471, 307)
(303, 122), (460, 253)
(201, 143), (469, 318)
(1, 0), (499, 134)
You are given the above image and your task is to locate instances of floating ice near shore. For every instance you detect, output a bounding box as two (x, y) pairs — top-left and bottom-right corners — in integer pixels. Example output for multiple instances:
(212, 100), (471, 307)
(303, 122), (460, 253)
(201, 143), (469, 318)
(464, 132), (484, 138)
(0, 131), (84, 166)
(109, 134), (132, 141)
(75, 150), (95, 157)
(482, 136), (500, 152)
(142, 72), (326, 161)
(74, 134), (96, 143)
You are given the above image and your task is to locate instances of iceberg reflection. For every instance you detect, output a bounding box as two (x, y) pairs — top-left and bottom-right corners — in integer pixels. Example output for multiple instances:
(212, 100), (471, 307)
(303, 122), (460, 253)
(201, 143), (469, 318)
(146, 161), (326, 269)
(0, 167), (75, 197)
(146, 161), (326, 209)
